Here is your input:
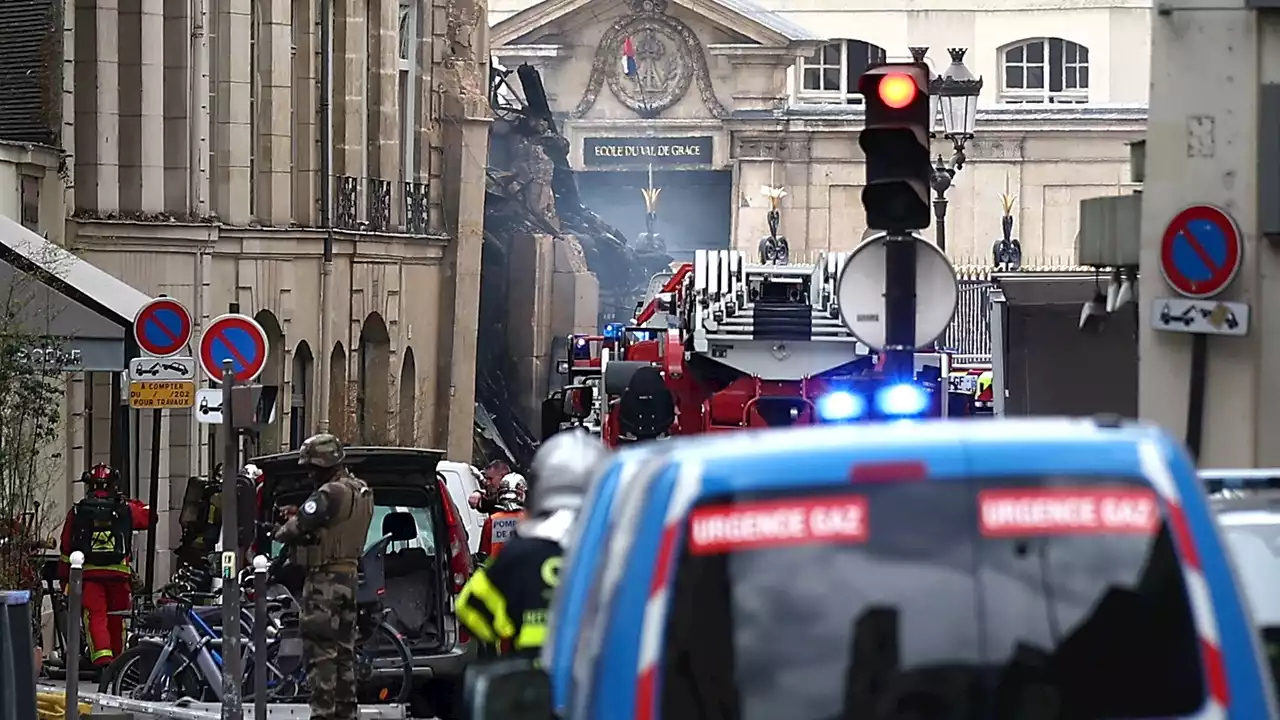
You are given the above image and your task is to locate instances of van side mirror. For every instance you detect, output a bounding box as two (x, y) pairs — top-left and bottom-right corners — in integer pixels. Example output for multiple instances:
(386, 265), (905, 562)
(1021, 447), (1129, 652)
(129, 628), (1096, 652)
(467, 659), (554, 720)
(562, 385), (594, 420)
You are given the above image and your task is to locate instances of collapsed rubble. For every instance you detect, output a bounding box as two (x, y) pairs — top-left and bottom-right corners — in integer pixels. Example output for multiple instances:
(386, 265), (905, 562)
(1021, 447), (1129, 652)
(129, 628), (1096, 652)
(473, 64), (673, 467)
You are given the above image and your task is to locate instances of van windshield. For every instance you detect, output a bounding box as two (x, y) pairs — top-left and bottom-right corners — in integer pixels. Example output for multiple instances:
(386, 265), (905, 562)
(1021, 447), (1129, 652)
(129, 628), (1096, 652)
(661, 476), (1205, 720)
(272, 504), (436, 556)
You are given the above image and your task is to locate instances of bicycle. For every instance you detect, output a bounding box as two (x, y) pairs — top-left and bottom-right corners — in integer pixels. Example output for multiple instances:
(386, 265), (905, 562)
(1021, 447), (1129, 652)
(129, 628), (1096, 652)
(100, 531), (413, 704)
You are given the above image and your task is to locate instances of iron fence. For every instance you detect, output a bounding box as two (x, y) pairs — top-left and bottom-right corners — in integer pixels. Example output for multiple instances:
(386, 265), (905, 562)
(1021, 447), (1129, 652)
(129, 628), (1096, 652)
(404, 181), (429, 234)
(336, 175), (359, 230)
(367, 178), (391, 232)
(940, 280), (992, 363)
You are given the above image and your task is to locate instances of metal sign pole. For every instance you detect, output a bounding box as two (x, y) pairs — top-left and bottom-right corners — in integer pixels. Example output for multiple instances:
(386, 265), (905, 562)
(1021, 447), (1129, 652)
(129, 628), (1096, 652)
(883, 234), (919, 380)
(220, 360), (243, 720)
(1186, 332), (1209, 460)
(144, 407), (163, 594)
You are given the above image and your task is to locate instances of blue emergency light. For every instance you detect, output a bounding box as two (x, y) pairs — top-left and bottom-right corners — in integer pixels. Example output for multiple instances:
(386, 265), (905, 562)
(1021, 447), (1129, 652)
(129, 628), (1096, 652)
(603, 322), (626, 339)
(875, 383), (930, 417)
(816, 391), (867, 422)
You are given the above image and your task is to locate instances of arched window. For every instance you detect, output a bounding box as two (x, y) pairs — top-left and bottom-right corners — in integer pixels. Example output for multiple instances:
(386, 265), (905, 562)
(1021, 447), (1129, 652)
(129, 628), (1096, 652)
(328, 342), (348, 437)
(290, 341), (314, 448)
(254, 310), (286, 452)
(1000, 37), (1089, 104)
(357, 313), (391, 444)
(398, 348), (417, 445)
(797, 39), (887, 104)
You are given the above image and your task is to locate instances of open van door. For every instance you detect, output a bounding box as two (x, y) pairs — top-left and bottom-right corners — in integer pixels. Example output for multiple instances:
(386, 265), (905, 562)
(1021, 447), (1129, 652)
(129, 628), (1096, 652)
(254, 447), (453, 654)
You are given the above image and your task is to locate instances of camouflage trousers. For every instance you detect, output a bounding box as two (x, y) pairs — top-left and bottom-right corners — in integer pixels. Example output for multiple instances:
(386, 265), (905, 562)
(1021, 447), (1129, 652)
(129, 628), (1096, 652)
(300, 569), (359, 720)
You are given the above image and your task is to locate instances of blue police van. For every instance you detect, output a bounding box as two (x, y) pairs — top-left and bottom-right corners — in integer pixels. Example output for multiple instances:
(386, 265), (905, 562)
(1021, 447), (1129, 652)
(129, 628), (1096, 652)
(469, 419), (1278, 720)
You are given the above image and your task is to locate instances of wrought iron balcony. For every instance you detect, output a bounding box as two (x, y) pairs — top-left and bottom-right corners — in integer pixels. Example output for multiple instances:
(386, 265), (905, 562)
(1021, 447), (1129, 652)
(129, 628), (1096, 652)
(336, 175), (359, 230)
(404, 181), (429, 235)
(368, 178), (392, 232)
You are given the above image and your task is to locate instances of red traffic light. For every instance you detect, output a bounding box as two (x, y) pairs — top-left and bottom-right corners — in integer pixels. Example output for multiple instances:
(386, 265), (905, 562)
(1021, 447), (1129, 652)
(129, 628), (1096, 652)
(877, 73), (918, 109)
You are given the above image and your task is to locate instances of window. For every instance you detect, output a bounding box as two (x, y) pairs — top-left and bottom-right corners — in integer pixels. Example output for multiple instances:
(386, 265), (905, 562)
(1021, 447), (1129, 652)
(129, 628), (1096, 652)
(1001, 38), (1089, 104)
(660, 476), (1205, 719)
(19, 174), (39, 232)
(290, 341), (313, 449)
(399, 0), (417, 186)
(290, 0), (311, 221)
(797, 40), (887, 104)
(369, 504), (437, 554)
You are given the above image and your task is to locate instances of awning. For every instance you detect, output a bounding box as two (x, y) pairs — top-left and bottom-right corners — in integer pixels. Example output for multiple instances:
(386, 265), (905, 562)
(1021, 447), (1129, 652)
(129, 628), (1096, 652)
(0, 215), (149, 323)
(0, 215), (152, 371)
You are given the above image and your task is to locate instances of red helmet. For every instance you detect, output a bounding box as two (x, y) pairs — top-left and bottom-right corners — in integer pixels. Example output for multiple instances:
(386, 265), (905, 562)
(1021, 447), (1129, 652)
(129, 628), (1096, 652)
(82, 463), (120, 494)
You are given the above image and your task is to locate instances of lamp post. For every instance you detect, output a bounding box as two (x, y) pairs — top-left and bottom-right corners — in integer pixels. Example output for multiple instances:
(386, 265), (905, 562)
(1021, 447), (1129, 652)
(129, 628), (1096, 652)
(923, 47), (983, 252)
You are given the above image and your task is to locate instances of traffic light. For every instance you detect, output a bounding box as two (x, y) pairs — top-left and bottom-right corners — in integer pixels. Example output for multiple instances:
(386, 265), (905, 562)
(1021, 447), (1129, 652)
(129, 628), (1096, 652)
(859, 64), (932, 232)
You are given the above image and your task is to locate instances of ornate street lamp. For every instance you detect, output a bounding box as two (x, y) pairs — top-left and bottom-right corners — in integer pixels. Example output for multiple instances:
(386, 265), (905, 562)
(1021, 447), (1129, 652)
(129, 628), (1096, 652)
(933, 48), (983, 164)
(924, 47), (983, 252)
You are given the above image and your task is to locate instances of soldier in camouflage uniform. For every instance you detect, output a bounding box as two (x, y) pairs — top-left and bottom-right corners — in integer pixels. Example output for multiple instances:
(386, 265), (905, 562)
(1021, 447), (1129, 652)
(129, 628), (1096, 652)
(275, 434), (374, 720)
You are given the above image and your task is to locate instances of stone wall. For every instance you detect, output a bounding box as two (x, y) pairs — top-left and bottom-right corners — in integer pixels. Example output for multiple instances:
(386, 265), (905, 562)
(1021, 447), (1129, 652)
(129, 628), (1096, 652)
(505, 234), (598, 428)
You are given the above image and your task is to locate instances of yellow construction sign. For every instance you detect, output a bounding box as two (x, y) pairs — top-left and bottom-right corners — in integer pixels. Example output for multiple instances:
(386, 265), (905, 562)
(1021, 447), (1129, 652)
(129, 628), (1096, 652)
(128, 380), (196, 409)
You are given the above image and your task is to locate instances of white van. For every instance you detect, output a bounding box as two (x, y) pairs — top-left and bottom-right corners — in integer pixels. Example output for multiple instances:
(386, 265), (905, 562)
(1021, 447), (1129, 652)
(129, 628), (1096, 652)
(437, 460), (487, 555)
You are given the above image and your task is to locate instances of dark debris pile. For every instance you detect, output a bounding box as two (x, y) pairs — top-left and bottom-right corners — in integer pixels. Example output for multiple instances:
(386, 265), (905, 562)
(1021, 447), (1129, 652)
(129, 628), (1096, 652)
(472, 65), (672, 468)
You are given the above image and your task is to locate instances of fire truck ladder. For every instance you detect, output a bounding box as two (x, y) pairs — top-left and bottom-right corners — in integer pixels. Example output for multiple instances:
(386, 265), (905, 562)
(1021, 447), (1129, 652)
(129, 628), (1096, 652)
(685, 249), (869, 381)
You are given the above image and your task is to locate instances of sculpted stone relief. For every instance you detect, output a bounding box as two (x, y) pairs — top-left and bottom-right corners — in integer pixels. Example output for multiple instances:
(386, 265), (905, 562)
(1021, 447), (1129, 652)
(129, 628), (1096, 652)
(733, 137), (811, 162)
(572, 0), (727, 119)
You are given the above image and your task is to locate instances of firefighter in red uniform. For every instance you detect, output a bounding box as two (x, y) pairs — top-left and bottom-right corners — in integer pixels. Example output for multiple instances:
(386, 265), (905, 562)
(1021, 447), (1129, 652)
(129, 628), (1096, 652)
(58, 464), (153, 668)
(478, 474), (527, 561)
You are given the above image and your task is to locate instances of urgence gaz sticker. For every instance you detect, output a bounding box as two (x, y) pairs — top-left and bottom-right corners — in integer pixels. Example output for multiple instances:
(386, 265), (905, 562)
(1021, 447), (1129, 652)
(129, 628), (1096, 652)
(978, 488), (1159, 537)
(687, 496), (868, 555)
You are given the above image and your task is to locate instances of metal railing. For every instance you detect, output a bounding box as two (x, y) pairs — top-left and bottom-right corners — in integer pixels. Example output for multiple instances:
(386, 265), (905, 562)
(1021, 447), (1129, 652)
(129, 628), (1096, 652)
(940, 280), (992, 362)
(367, 179), (392, 232)
(404, 182), (429, 234)
(336, 176), (360, 230)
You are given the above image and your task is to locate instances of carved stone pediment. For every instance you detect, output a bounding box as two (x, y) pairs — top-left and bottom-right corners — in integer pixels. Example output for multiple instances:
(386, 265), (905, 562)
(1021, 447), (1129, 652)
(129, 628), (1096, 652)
(573, 0), (726, 119)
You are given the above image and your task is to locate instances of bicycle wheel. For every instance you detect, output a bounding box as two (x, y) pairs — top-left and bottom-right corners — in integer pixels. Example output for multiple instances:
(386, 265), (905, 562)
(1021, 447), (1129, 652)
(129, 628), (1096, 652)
(99, 642), (212, 702)
(243, 644), (309, 704)
(355, 621), (414, 704)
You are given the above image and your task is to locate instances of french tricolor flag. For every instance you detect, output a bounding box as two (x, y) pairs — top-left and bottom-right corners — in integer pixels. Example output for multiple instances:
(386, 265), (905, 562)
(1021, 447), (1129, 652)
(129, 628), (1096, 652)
(621, 37), (638, 77)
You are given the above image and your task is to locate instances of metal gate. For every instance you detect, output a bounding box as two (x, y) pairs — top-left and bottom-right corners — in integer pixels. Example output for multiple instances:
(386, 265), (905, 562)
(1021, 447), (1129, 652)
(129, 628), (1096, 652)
(940, 279), (992, 364)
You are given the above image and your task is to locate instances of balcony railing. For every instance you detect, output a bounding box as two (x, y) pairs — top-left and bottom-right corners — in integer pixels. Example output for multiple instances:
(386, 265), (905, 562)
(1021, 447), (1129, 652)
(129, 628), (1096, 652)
(368, 178), (392, 232)
(336, 175), (359, 230)
(404, 181), (429, 235)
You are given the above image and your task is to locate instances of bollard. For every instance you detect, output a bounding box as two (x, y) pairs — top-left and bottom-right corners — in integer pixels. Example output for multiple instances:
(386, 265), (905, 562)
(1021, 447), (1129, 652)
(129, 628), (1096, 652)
(253, 554), (268, 720)
(65, 551), (84, 720)
(0, 589), (39, 720)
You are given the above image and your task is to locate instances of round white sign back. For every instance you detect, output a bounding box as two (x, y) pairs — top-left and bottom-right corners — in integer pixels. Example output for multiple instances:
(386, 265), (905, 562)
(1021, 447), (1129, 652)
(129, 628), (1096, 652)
(835, 235), (959, 351)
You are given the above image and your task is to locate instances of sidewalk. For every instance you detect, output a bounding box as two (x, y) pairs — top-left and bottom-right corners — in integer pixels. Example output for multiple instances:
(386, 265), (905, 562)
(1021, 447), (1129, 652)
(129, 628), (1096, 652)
(35, 680), (418, 719)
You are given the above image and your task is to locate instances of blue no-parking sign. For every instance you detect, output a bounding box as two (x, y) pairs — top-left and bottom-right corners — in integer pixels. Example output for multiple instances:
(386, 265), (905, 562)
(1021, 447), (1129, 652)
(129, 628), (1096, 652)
(198, 313), (270, 383)
(133, 298), (193, 358)
(1159, 204), (1242, 299)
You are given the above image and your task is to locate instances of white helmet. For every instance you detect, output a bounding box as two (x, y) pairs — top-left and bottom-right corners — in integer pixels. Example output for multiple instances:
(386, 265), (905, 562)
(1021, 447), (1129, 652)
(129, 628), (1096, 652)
(520, 430), (608, 543)
(495, 473), (527, 510)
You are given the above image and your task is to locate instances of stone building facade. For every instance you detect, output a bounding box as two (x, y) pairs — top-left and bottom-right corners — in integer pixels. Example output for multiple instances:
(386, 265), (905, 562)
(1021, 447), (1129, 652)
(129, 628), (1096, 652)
(490, 0), (1146, 266)
(0, 0), (489, 582)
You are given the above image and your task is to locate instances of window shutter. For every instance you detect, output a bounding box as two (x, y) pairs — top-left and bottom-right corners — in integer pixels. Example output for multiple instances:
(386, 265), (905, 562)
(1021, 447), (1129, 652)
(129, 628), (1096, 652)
(0, 0), (61, 145)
